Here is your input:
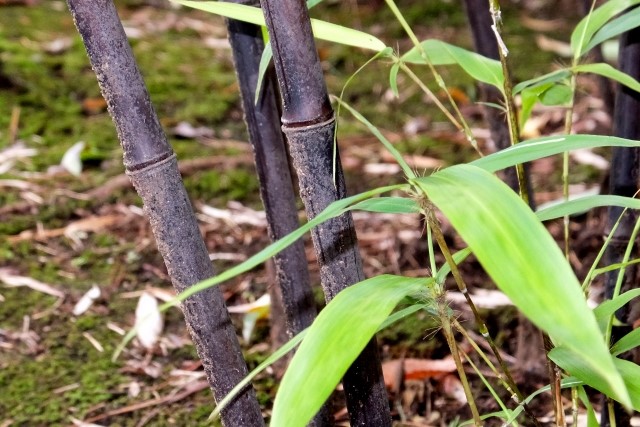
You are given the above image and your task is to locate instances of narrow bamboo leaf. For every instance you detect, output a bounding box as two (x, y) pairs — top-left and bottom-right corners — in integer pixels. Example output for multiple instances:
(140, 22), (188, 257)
(211, 302), (426, 421)
(333, 97), (415, 178)
(574, 63), (640, 94)
(611, 327), (640, 356)
(270, 275), (429, 427)
(536, 195), (640, 222)
(401, 39), (504, 89)
(585, 6), (640, 52)
(519, 83), (552, 126)
(513, 69), (571, 95)
(389, 62), (400, 97)
(350, 196), (419, 214)
(112, 183), (408, 360)
(571, 0), (640, 58)
(254, 41), (272, 105)
(471, 134), (640, 173)
(503, 378), (583, 424)
(414, 165), (630, 407)
(549, 347), (637, 410)
(594, 288), (640, 331)
(173, 1), (387, 52)
(435, 247), (472, 284)
(539, 84), (573, 106)
(577, 386), (599, 427)
(594, 258), (640, 276)
(210, 329), (307, 420)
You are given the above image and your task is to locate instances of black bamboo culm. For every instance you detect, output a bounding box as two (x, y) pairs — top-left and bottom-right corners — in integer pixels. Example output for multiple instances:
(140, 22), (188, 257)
(462, 0), (535, 206)
(224, 6), (333, 426)
(259, 0), (392, 425)
(225, 0), (317, 348)
(600, 16), (640, 427)
(65, 1), (264, 425)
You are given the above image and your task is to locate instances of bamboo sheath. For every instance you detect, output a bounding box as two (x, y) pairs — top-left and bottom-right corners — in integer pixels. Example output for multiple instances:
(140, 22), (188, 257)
(259, 0), (392, 425)
(65, 1), (263, 425)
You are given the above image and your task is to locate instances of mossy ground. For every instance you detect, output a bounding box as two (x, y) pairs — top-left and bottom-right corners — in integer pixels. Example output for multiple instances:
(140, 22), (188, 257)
(0, 0), (584, 425)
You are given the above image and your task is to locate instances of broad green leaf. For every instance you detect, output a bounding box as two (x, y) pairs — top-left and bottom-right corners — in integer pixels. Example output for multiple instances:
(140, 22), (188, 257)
(585, 6), (640, 52)
(414, 164), (630, 407)
(350, 196), (419, 214)
(210, 302), (426, 420)
(471, 134), (640, 173)
(401, 39), (504, 89)
(270, 275), (429, 427)
(519, 83), (553, 126)
(536, 195), (640, 222)
(571, 0), (640, 58)
(113, 183), (409, 360)
(611, 327), (640, 356)
(539, 84), (573, 106)
(173, 1), (387, 52)
(574, 63), (640, 94)
(594, 288), (640, 331)
(549, 347), (637, 410)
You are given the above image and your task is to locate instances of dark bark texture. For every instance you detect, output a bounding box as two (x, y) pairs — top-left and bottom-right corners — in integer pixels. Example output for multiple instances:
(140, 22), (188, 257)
(225, 9), (333, 426)
(226, 8), (317, 342)
(65, 1), (263, 425)
(260, 0), (391, 425)
(601, 15), (640, 427)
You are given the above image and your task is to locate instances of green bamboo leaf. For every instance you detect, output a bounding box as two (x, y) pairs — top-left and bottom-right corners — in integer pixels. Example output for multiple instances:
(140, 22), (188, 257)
(471, 134), (640, 173)
(210, 302), (424, 420)
(611, 327), (640, 356)
(513, 69), (571, 95)
(210, 329), (307, 420)
(173, 0), (387, 52)
(549, 347), (638, 410)
(333, 97), (415, 178)
(401, 39), (504, 89)
(414, 164), (630, 407)
(112, 183), (408, 361)
(435, 248), (472, 285)
(571, 0), (640, 58)
(536, 195), (640, 222)
(254, 41), (272, 105)
(350, 196), (419, 214)
(594, 288), (640, 331)
(270, 275), (429, 427)
(502, 378), (583, 424)
(585, 6), (640, 52)
(577, 386), (599, 427)
(573, 62), (640, 94)
(538, 84), (573, 106)
(389, 62), (400, 97)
